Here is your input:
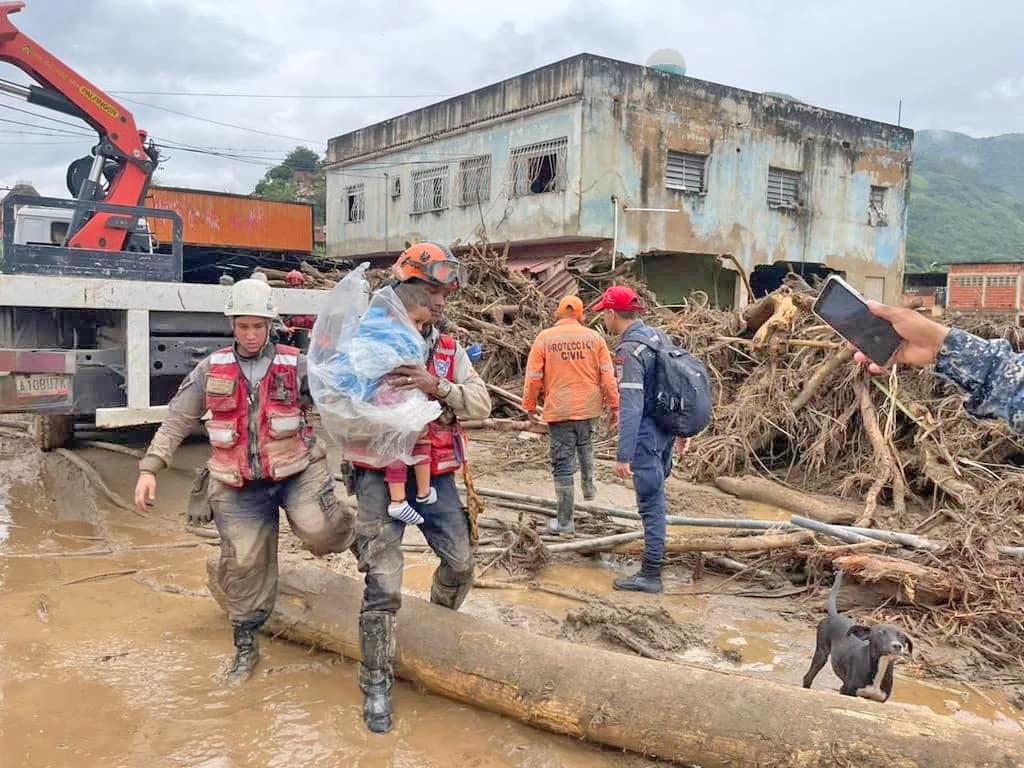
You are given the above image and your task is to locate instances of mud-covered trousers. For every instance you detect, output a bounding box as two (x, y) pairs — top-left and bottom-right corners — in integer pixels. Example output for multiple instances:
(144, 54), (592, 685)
(548, 417), (597, 485)
(353, 468), (475, 614)
(208, 453), (356, 629)
(631, 416), (675, 572)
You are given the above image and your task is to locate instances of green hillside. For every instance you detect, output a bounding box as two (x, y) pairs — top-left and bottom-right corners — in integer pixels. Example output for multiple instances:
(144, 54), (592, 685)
(906, 131), (1024, 271)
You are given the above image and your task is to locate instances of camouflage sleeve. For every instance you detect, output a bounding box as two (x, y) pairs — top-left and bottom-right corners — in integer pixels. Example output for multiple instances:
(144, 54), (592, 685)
(935, 328), (1024, 433)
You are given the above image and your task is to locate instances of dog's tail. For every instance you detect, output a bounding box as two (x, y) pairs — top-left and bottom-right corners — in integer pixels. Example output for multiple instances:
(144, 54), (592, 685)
(828, 569), (844, 618)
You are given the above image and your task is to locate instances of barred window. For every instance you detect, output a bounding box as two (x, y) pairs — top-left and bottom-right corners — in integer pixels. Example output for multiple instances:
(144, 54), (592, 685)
(508, 137), (568, 196)
(345, 184), (364, 223)
(767, 166), (801, 207)
(412, 166), (449, 213)
(869, 185), (887, 211)
(987, 275), (1017, 287)
(954, 276), (983, 287)
(457, 155), (491, 206)
(666, 151), (707, 192)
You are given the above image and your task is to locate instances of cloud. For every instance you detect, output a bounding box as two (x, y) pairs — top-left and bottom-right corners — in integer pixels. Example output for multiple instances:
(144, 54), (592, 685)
(978, 76), (1024, 103)
(0, 0), (1021, 198)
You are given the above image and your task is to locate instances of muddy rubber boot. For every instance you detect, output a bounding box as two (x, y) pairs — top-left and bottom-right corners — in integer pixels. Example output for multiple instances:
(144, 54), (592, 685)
(613, 563), (663, 594)
(579, 447), (597, 501)
(430, 568), (473, 611)
(547, 479), (576, 537)
(359, 611), (396, 734)
(226, 623), (260, 683)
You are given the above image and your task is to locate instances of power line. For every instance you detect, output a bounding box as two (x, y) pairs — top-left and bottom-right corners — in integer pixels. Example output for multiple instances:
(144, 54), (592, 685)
(0, 127), (95, 137)
(110, 90), (452, 100)
(0, 113), (93, 138)
(0, 96), (96, 132)
(120, 96), (321, 144)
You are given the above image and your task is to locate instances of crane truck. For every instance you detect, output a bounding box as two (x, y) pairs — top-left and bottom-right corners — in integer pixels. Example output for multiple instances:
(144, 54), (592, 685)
(0, 2), (328, 448)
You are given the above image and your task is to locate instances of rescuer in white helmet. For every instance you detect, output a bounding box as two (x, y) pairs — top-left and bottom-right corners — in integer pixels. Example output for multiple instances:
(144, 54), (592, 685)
(132, 274), (355, 683)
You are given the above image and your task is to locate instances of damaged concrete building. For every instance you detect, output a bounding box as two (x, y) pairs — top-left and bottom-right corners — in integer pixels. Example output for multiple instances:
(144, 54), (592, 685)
(325, 54), (913, 307)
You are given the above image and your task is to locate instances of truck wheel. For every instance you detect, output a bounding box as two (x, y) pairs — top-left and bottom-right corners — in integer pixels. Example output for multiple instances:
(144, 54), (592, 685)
(30, 414), (73, 451)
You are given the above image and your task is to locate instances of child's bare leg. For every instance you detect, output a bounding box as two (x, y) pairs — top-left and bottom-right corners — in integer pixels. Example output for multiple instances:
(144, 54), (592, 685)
(413, 464), (431, 499)
(388, 481), (407, 503)
(385, 467), (423, 525)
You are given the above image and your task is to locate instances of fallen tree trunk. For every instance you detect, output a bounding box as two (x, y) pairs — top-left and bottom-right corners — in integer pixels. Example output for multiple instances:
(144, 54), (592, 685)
(830, 553), (971, 604)
(715, 475), (860, 524)
(207, 557), (1024, 768)
(614, 530), (812, 555)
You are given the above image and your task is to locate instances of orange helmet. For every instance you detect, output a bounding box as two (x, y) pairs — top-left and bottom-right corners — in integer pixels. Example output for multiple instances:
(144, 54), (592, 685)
(285, 270), (305, 287)
(392, 242), (464, 288)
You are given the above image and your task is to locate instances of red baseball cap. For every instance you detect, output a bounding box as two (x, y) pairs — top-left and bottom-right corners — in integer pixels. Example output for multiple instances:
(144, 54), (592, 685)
(592, 285), (645, 312)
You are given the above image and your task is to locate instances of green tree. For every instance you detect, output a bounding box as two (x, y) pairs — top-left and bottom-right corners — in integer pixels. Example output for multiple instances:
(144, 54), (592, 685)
(254, 146), (326, 225)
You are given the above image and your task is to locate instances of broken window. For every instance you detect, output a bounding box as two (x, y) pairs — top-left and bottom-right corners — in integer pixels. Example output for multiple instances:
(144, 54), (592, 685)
(412, 165), (449, 213)
(508, 137), (568, 196)
(457, 155), (491, 206)
(869, 185), (888, 226)
(345, 184), (365, 223)
(666, 150), (708, 193)
(767, 166), (802, 208)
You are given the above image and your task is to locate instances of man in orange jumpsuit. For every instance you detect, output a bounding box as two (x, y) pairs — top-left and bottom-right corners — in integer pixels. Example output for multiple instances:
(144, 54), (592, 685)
(522, 295), (619, 535)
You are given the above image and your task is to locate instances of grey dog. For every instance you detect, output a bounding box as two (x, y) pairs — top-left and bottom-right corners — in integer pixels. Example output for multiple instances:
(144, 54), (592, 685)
(802, 570), (913, 702)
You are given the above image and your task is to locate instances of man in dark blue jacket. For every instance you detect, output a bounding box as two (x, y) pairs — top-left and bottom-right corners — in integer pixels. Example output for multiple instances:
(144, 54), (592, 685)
(593, 285), (688, 593)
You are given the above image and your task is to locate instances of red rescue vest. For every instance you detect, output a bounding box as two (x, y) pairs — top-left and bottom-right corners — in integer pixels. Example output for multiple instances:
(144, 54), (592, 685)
(347, 333), (465, 476)
(425, 334), (463, 476)
(204, 344), (312, 487)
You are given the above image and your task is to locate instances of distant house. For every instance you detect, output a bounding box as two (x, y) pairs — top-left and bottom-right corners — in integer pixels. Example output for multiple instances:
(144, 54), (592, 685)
(902, 271), (946, 309)
(325, 54), (913, 307)
(946, 262), (1024, 312)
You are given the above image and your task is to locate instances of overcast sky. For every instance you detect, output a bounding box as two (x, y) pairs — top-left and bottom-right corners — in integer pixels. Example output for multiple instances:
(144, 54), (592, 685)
(1, 0), (1021, 197)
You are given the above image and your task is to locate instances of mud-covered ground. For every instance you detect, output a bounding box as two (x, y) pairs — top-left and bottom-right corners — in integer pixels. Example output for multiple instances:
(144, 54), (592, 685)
(0, 428), (1020, 767)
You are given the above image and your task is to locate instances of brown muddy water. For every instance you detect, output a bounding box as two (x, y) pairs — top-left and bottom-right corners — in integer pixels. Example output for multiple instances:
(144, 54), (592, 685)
(1, 436), (1021, 768)
(0, 441), (646, 768)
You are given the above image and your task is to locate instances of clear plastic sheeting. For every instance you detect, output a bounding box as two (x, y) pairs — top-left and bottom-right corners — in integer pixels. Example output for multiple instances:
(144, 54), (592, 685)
(308, 264), (440, 465)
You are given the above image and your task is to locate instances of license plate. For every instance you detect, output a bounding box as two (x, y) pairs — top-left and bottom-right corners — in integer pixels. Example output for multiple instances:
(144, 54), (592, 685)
(15, 374), (72, 398)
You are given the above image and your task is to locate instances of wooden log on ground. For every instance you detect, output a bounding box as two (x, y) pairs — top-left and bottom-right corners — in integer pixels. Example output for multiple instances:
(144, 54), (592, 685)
(461, 419), (548, 433)
(207, 556), (1024, 768)
(714, 475), (860, 524)
(830, 553), (971, 604)
(467, 486), (796, 531)
(614, 530), (812, 555)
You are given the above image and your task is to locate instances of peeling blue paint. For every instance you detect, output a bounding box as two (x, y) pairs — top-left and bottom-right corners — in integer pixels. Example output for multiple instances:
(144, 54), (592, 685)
(328, 55), (911, 302)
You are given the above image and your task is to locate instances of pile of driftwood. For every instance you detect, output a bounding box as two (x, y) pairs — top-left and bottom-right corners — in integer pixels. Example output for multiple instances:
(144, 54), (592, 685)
(453, 245), (1024, 677)
(310, 241), (1024, 676)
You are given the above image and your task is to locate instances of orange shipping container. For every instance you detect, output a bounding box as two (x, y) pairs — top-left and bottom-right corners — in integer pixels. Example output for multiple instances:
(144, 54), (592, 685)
(145, 186), (313, 253)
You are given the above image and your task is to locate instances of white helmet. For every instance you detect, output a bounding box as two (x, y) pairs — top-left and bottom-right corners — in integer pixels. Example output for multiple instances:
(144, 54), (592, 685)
(225, 278), (278, 319)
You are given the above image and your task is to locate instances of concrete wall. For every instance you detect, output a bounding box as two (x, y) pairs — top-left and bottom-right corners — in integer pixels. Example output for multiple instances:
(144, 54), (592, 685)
(576, 57), (913, 304)
(325, 54), (913, 304)
(327, 100), (585, 259)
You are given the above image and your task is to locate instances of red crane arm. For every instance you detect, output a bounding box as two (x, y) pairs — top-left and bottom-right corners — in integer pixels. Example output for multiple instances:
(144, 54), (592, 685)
(0, 1), (156, 251)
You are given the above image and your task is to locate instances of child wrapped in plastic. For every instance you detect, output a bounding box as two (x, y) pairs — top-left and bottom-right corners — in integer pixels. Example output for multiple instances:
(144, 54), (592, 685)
(308, 266), (442, 524)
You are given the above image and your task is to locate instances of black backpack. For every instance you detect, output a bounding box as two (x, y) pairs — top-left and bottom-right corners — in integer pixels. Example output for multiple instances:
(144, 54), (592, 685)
(635, 334), (713, 437)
